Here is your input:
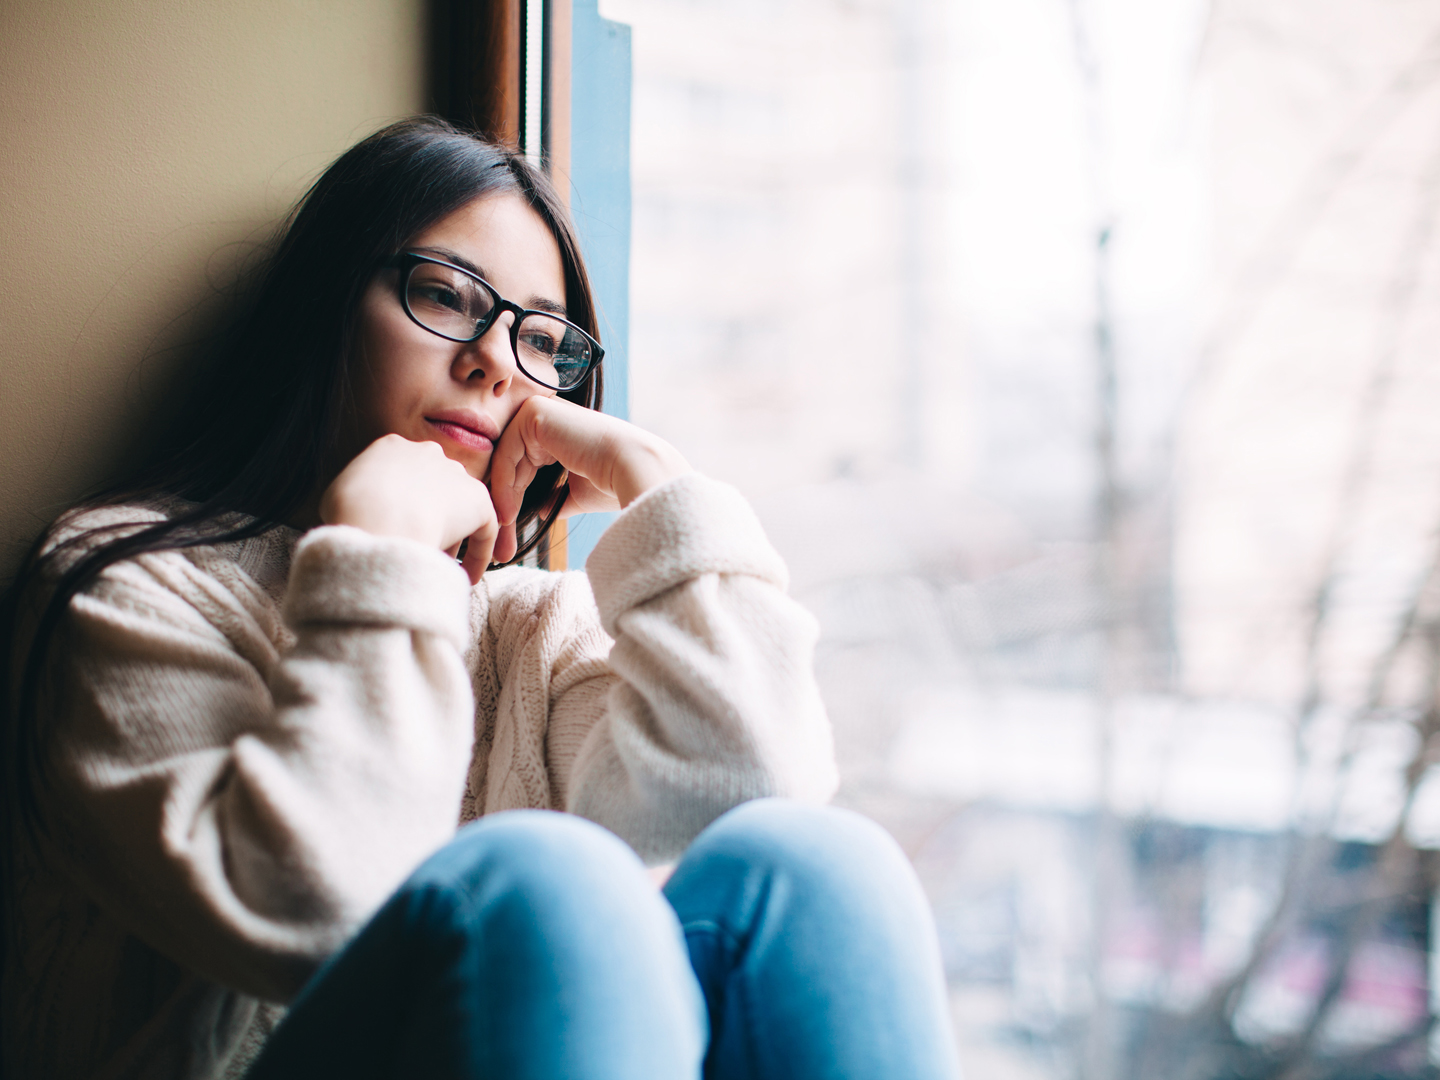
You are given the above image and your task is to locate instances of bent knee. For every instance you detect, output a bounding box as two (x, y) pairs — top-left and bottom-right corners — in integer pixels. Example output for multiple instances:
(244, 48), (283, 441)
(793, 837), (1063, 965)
(402, 810), (649, 910)
(687, 799), (914, 894)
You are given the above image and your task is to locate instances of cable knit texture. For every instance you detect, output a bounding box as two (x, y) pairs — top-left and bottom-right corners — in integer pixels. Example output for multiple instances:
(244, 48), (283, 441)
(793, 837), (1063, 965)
(2, 473), (837, 1080)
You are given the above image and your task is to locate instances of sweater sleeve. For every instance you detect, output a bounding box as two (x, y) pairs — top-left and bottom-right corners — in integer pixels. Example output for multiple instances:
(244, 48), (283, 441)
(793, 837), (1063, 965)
(548, 473), (839, 864)
(37, 522), (475, 1002)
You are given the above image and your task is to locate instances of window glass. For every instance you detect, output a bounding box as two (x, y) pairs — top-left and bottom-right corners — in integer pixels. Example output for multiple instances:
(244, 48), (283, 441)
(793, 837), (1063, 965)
(607, 0), (1440, 1075)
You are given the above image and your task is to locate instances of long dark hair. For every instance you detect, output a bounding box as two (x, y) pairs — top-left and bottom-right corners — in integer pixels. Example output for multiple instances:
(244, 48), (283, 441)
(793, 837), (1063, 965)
(0, 116), (603, 968)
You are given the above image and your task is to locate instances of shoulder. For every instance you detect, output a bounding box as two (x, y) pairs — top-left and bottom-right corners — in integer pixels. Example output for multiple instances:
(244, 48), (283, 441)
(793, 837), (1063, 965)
(40, 499), (176, 567)
(34, 499), (291, 629)
(27, 499), (189, 605)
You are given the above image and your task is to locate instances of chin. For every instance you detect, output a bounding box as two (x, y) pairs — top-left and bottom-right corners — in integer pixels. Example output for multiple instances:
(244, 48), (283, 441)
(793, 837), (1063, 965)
(462, 451), (493, 481)
(424, 438), (483, 476)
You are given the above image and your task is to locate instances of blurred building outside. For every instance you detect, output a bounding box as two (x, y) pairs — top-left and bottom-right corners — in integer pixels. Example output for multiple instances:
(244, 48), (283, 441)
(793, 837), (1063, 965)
(598, 0), (1440, 1076)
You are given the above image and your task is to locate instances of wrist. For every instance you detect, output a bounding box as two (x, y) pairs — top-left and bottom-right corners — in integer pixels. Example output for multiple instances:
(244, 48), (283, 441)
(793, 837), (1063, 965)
(612, 439), (690, 508)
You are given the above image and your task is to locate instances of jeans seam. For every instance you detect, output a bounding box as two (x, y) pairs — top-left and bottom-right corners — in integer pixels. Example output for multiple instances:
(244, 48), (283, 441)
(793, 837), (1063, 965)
(402, 878), (472, 939)
(684, 916), (777, 1080)
(734, 954), (769, 1080)
(682, 917), (739, 953)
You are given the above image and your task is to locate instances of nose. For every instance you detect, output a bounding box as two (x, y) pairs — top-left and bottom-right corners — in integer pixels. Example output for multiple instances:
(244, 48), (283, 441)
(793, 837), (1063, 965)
(453, 311), (519, 395)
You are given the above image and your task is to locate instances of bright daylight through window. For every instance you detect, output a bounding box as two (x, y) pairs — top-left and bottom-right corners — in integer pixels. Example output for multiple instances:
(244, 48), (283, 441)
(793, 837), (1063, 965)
(604, 0), (1440, 1075)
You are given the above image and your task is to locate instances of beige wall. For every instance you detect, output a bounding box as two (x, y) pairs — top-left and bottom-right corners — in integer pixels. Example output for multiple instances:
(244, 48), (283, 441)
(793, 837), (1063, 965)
(0, 0), (427, 571)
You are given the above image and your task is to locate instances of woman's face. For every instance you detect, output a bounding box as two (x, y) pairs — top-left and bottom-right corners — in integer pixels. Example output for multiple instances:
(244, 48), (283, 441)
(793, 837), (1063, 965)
(349, 192), (567, 479)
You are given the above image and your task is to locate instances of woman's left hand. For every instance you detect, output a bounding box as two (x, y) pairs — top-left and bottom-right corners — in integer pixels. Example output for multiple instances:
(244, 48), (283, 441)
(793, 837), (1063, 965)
(486, 396), (690, 561)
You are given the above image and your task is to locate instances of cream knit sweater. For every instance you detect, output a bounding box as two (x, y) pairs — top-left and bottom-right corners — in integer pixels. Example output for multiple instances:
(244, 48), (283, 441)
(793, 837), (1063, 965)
(2, 473), (837, 1080)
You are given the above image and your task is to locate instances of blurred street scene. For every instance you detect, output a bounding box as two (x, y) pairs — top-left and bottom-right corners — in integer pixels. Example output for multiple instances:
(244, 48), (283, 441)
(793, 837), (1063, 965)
(600, 0), (1440, 1075)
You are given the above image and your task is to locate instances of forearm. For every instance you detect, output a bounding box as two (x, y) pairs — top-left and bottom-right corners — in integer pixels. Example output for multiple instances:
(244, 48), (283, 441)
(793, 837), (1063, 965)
(46, 525), (477, 999)
(553, 474), (839, 864)
(610, 432), (692, 509)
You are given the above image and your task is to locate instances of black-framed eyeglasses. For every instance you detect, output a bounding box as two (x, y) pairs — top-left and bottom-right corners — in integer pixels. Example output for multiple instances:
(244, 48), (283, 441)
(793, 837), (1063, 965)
(390, 252), (603, 392)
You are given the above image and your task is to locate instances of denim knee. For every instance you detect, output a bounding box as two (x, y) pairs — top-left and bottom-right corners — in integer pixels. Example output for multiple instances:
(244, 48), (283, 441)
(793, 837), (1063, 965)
(676, 798), (917, 902)
(663, 800), (958, 1080)
(396, 810), (655, 934)
(263, 816), (708, 1079)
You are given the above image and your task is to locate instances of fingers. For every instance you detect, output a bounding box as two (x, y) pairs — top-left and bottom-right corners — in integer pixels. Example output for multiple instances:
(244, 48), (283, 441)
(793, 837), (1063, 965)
(504, 459), (541, 524)
(459, 518), (500, 586)
(558, 474), (621, 517)
(492, 522), (518, 567)
(486, 426), (525, 525)
(492, 397), (689, 516)
(487, 410), (549, 526)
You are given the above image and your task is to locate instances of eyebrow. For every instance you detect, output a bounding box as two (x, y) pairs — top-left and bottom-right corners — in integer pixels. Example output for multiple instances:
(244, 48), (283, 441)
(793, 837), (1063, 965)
(412, 245), (568, 317)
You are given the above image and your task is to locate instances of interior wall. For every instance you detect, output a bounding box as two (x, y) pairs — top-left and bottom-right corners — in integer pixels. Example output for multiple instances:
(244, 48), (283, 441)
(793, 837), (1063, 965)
(0, 0), (427, 572)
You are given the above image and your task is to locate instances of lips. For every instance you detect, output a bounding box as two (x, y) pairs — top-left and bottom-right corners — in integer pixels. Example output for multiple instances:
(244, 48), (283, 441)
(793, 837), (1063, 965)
(425, 409), (500, 452)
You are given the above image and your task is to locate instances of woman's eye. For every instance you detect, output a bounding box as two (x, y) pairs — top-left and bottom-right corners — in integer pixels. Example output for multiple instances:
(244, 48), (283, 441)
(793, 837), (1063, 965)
(519, 332), (560, 356)
(412, 283), (466, 313)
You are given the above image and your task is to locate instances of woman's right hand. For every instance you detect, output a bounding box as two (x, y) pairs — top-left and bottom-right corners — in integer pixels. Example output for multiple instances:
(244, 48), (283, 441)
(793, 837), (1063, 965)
(319, 434), (503, 584)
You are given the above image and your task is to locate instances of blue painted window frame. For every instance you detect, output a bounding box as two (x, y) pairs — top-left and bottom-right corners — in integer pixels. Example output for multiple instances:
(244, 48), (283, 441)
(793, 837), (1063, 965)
(563, 1), (631, 569)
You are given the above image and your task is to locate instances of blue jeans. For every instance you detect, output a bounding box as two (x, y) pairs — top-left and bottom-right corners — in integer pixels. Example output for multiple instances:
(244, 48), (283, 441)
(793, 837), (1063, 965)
(246, 799), (961, 1079)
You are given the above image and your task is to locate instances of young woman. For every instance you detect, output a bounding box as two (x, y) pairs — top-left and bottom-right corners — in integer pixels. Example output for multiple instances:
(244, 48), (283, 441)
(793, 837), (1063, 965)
(0, 118), (961, 1080)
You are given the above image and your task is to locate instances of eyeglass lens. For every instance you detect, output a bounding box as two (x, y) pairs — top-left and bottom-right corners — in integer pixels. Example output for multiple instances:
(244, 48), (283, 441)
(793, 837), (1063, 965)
(405, 261), (594, 390)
